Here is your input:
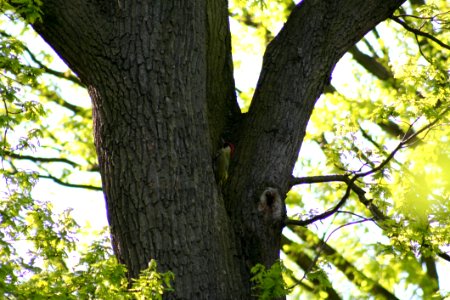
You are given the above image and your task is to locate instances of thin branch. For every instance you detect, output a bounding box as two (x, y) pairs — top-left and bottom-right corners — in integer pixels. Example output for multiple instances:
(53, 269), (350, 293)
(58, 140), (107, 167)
(285, 180), (354, 227)
(356, 108), (448, 178)
(290, 109), (449, 226)
(352, 113), (447, 219)
(2, 150), (79, 168)
(0, 30), (86, 115)
(290, 173), (388, 222)
(290, 217), (373, 284)
(396, 11), (450, 21)
(27, 50), (83, 86)
(283, 245), (343, 299)
(391, 16), (450, 50)
(336, 210), (370, 219)
(362, 37), (380, 59)
(324, 219), (373, 243)
(38, 174), (102, 191)
(286, 111), (450, 296)
(415, 34), (433, 64)
(281, 236), (342, 299)
(360, 124), (424, 182)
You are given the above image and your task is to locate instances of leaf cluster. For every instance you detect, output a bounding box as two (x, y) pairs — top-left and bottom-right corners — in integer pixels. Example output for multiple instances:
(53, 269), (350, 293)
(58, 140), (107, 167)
(250, 260), (293, 300)
(0, 172), (173, 299)
(0, 0), (43, 23)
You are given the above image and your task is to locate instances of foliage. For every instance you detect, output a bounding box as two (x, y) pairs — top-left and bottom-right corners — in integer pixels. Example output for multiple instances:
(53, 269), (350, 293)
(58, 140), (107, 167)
(250, 260), (293, 299)
(0, 0), (43, 23)
(1, 0), (450, 299)
(129, 260), (175, 300)
(0, 171), (173, 299)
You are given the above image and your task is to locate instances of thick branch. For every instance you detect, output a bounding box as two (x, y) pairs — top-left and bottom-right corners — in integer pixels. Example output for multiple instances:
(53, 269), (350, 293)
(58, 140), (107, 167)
(348, 45), (392, 80)
(206, 0), (241, 152)
(228, 6), (407, 270)
(422, 255), (439, 291)
(438, 252), (450, 262)
(233, 0), (406, 191)
(290, 174), (349, 185)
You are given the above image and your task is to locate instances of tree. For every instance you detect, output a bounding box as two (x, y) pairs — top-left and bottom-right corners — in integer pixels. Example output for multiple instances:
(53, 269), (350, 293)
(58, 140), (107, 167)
(1, 0), (450, 299)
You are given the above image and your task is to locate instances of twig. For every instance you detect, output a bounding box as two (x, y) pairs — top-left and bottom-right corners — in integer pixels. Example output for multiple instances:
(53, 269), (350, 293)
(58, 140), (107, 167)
(324, 219), (373, 243)
(356, 108), (448, 178)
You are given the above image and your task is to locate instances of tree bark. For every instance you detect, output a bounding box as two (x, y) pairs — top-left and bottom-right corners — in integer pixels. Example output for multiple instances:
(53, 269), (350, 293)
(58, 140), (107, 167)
(206, 0), (241, 152)
(226, 0), (405, 290)
(29, 0), (406, 298)
(33, 1), (243, 299)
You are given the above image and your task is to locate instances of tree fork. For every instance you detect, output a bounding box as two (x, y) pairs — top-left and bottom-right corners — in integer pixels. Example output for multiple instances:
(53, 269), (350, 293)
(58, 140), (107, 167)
(27, 0), (408, 298)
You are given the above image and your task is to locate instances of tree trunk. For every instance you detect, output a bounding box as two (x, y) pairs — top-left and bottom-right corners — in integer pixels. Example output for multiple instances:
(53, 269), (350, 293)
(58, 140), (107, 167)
(226, 0), (405, 291)
(30, 0), (405, 298)
(33, 1), (244, 298)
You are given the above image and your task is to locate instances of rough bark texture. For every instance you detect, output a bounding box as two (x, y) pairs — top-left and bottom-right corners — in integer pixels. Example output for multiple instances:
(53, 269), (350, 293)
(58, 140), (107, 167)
(226, 0), (405, 292)
(33, 1), (243, 299)
(206, 0), (241, 152)
(29, 0), (405, 298)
